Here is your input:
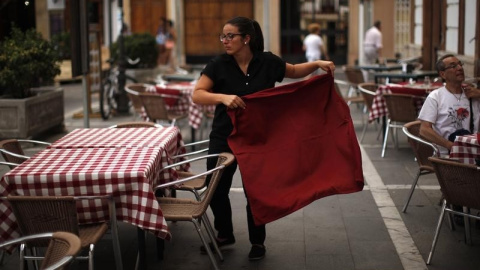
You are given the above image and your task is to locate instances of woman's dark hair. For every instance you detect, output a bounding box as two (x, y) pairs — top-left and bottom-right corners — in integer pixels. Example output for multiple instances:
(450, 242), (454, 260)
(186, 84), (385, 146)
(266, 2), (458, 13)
(226, 16), (264, 52)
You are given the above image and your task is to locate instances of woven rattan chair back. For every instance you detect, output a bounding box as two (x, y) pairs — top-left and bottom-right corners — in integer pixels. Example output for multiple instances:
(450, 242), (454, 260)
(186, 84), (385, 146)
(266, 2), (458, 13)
(125, 83), (149, 115)
(426, 157), (480, 264)
(401, 121), (439, 212)
(429, 158), (480, 209)
(139, 92), (173, 123)
(188, 153), (234, 217)
(343, 66), (365, 87)
(0, 139), (27, 166)
(155, 153), (235, 270)
(383, 93), (418, 123)
(333, 79), (364, 104)
(404, 121), (438, 169)
(8, 196), (80, 246)
(41, 231), (82, 270)
(0, 232), (81, 270)
(357, 83), (377, 111)
(7, 196), (111, 270)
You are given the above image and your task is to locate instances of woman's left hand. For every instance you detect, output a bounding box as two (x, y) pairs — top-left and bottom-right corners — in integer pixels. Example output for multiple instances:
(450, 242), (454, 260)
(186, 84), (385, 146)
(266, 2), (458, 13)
(317, 60), (335, 73)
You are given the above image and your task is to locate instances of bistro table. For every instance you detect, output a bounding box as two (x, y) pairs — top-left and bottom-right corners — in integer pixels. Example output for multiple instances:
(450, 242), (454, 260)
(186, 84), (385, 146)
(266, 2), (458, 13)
(1, 127), (187, 270)
(146, 83), (216, 141)
(369, 82), (442, 122)
(373, 70), (438, 84)
(450, 134), (480, 164)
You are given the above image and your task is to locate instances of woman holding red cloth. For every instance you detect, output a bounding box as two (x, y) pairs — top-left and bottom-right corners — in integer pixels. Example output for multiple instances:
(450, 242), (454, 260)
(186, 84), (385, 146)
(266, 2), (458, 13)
(192, 16), (335, 260)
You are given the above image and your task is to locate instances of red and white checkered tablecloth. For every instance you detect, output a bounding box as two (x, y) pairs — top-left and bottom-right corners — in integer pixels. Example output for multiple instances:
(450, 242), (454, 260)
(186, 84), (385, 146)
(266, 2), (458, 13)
(369, 83), (432, 122)
(50, 126), (181, 149)
(450, 134), (480, 164)
(144, 83), (215, 129)
(0, 147), (172, 244)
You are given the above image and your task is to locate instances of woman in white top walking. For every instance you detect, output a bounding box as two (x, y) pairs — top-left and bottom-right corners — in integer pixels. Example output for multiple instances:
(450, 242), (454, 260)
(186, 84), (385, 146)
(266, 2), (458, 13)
(303, 23), (329, 78)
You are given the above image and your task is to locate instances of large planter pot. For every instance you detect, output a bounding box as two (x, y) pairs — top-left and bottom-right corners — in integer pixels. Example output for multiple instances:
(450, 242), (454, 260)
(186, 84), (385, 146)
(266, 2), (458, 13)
(0, 87), (64, 139)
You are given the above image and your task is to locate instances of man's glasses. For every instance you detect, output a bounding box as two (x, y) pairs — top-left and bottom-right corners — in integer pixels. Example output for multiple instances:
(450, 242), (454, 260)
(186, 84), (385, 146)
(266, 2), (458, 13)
(219, 33), (244, 42)
(443, 61), (464, 71)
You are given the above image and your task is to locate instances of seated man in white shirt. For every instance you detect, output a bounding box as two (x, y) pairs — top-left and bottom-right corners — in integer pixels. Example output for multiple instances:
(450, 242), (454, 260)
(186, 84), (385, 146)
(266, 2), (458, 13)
(418, 54), (480, 156)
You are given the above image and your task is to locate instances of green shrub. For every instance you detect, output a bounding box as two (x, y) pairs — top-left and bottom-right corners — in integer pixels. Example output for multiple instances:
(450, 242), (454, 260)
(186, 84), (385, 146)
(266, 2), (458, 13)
(0, 26), (61, 98)
(110, 33), (158, 69)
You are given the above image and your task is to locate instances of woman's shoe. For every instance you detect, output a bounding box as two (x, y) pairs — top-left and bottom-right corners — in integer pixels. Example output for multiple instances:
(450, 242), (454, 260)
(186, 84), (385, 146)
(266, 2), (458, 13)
(248, 244), (266, 261)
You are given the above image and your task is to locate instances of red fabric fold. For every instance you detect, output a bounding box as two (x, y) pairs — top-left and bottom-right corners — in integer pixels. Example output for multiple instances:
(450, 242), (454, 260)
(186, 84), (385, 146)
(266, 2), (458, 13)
(227, 74), (364, 225)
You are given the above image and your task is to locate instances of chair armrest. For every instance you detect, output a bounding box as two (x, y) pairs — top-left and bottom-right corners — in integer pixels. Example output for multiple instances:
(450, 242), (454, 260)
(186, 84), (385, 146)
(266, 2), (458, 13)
(153, 164), (225, 191)
(161, 153), (220, 174)
(0, 161), (20, 167)
(402, 126), (440, 157)
(0, 149), (30, 160)
(172, 139), (210, 159)
(17, 139), (51, 146)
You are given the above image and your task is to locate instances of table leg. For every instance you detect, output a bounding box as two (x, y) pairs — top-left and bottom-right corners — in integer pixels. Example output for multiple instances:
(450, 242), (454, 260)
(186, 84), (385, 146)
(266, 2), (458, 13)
(108, 198), (123, 270)
(191, 127), (196, 150)
(136, 228), (146, 270)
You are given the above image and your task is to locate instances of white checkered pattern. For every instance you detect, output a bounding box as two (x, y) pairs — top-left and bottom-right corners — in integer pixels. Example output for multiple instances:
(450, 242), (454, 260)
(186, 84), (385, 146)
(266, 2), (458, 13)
(450, 134), (480, 164)
(0, 127), (190, 244)
(143, 83), (215, 129)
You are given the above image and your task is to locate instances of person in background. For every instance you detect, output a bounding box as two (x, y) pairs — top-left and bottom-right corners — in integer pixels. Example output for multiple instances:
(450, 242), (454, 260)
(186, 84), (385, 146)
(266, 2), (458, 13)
(418, 54), (480, 156)
(192, 16), (335, 261)
(156, 17), (167, 66)
(303, 23), (329, 78)
(164, 19), (177, 72)
(363, 20), (383, 65)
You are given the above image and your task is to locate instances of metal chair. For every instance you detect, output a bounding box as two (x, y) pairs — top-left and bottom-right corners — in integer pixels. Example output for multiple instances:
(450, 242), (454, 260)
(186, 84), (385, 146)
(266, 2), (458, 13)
(0, 139), (51, 168)
(402, 121), (439, 212)
(381, 93), (420, 157)
(139, 92), (188, 126)
(0, 232), (81, 270)
(426, 157), (480, 265)
(357, 82), (380, 143)
(125, 83), (150, 118)
(342, 66), (366, 96)
(153, 153), (235, 270)
(108, 121), (161, 128)
(6, 195), (122, 270)
(334, 79), (364, 105)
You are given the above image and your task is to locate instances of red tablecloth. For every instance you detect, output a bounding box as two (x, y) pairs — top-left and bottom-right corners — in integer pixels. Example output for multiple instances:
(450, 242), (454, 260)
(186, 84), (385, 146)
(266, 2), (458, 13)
(227, 74), (364, 225)
(144, 83), (215, 129)
(369, 82), (441, 122)
(450, 134), (480, 164)
(0, 147), (171, 243)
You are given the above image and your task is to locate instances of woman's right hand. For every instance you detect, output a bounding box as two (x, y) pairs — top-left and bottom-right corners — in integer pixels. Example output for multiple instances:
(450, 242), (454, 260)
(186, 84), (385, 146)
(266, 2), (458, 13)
(223, 94), (246, 109)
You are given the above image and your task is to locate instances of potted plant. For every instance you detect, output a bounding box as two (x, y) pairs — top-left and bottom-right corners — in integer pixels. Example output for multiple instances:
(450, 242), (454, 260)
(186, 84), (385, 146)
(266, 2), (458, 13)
(110, 32), (159, 82)
(0, 25), (64, 139)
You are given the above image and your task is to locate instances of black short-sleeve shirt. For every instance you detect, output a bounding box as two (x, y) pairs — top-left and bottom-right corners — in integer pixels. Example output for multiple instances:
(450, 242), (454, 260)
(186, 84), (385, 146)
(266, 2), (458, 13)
(201, 51), (286, 150)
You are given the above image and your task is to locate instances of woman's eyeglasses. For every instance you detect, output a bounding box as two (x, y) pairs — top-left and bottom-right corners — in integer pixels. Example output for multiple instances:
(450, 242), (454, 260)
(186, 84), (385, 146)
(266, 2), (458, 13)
(219, 33), (244, 42)
(443, 61), (464, 71)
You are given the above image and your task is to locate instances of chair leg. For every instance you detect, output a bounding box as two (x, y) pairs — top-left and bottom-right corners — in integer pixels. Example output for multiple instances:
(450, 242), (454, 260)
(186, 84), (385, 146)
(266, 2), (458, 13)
(427, 199), (447, 265)
(402, 170), (421, 213)
(463, 207), (472, 245)
(201, 214), (224, 261)
(381, 120), (391, 157)
(89, 244), (95, 270)
(108, 198), (123, 270)
(192, 219), (220, 270)
(360, 120), (368, 143)
(20, 244), (25, 270)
